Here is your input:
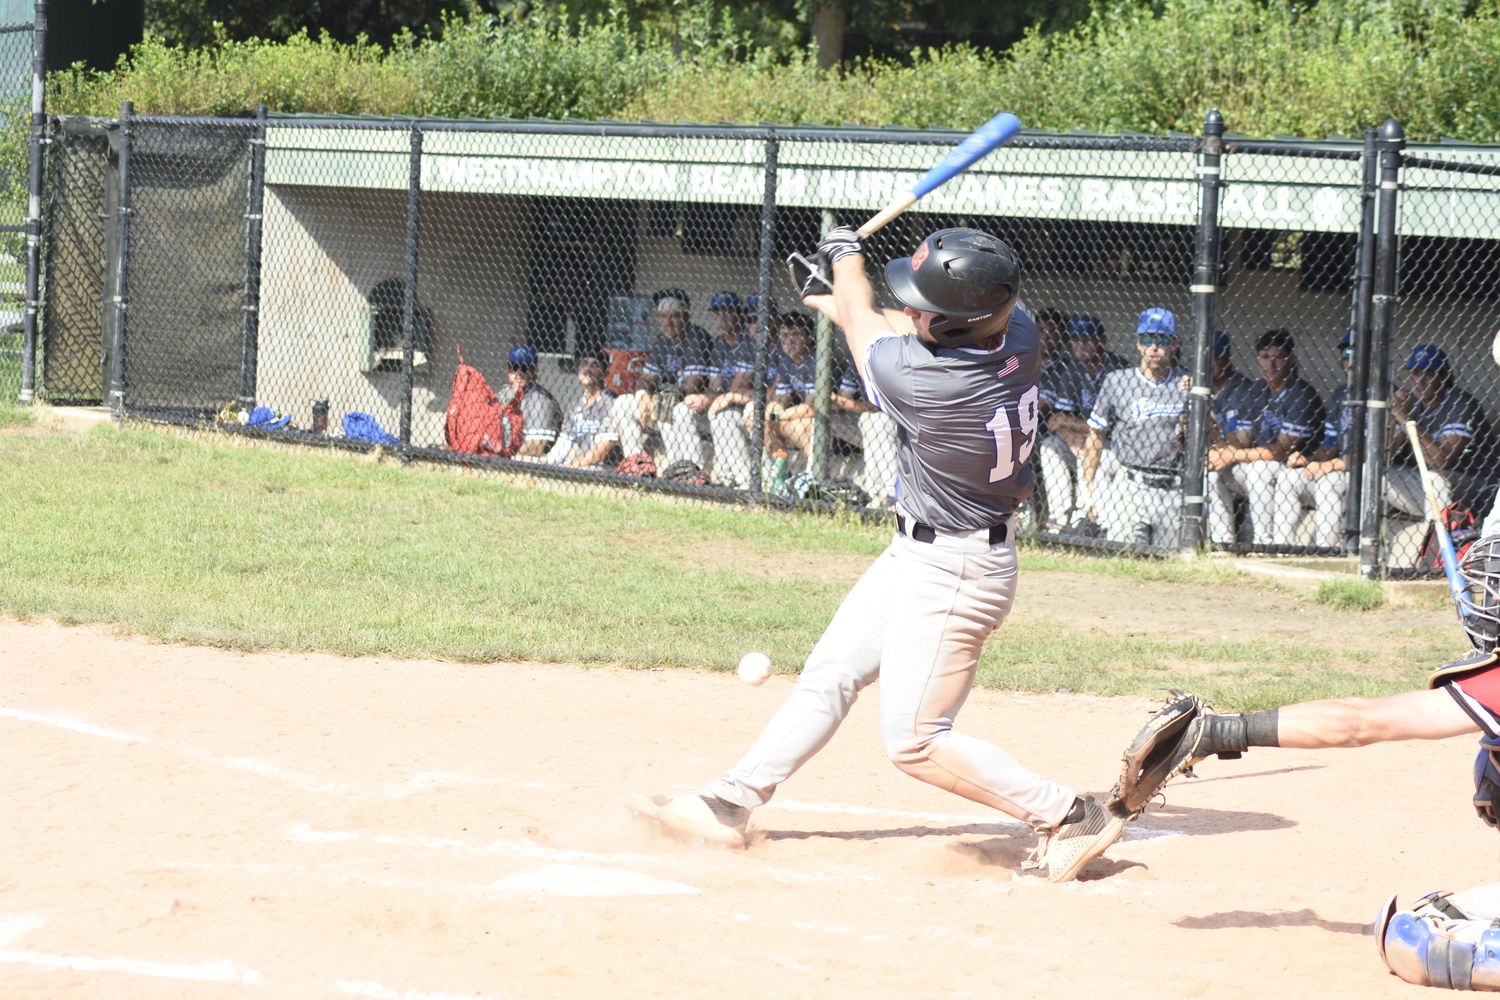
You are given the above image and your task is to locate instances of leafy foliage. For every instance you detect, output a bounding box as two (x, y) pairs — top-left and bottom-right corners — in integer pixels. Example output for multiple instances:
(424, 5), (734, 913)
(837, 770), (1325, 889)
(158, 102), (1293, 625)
(44, 0), (1500, 143)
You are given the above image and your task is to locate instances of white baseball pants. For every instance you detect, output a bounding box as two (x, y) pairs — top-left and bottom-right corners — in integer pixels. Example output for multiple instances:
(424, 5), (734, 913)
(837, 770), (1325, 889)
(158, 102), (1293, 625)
(709, 406), (753, 488)
(1270, 467), (1347, 547)
(706, 523), (1077, 829)
(1103, 470), (1180, 548)
(609, 392), (709, 467)
(1208, 460), (1282, 545)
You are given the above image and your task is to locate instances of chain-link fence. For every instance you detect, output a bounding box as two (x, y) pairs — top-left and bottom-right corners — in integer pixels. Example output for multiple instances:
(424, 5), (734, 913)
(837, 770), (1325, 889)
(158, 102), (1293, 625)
(31, 107), (1500, 576)
(0, 3), (37, 403)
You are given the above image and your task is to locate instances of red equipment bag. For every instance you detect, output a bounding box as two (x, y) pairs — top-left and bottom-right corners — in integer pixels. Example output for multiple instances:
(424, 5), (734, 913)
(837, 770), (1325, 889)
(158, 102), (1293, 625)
(1417, 502), (1480, 571)
(445, 343), (523, 457)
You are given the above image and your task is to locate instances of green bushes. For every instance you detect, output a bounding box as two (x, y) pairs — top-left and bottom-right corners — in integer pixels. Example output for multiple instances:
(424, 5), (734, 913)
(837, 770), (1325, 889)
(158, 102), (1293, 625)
(44, 0), (1500, 143)
(411, 13), (678, 121)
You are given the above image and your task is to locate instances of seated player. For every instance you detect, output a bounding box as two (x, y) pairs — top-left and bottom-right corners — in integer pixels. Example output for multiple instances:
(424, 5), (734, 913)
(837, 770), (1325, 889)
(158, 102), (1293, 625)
(1384, 345), (1496, 520)
(500, 345), (563, 459)
(1207, 329), (1324, 546)
(703, 291), (758, 488)
(834, 365), (898, 506)
(610, 294), (713, 466)
(762, 313), (818, 457)
(1271, 330), (1355, 548)
(545, 353), (619, 469)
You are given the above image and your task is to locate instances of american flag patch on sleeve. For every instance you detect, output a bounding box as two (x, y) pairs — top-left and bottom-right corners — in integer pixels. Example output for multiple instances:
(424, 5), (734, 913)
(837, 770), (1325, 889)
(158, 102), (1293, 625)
(996, 355), (1020, 379)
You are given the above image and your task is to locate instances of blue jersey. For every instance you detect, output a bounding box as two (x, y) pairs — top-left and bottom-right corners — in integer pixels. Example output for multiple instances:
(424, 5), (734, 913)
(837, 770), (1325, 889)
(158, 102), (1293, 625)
(1038, 356), (1095, 424)
(862, 304), (1041, 531)
(1403, 386), (1496, 476)
(771, 350), (817, 402)
(1322, 385), (1354, 457)
(1212, 369), (1269, 439)
(642, 326), (713, 387)
(708, 334), (756, 389)
(1252, 377), (1325, 449)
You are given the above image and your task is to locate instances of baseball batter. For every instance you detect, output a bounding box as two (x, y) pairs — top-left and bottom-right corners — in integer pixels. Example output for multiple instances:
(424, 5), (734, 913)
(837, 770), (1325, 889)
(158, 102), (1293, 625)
(637, 226), (1127, 883)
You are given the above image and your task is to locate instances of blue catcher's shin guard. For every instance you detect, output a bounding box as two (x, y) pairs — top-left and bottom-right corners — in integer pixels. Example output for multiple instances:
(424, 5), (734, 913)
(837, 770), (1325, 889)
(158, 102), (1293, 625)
(1378, 894), (1500, 990)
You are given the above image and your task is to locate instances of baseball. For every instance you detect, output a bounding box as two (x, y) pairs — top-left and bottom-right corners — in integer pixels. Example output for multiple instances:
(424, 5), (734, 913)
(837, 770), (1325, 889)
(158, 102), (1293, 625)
(737, 651), (772, 686)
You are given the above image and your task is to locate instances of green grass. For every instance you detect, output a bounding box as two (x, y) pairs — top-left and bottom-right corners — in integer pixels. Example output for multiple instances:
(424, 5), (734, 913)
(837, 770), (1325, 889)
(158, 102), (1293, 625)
(1311, 578), (1387, 612)
(0, 424), (1459, 710)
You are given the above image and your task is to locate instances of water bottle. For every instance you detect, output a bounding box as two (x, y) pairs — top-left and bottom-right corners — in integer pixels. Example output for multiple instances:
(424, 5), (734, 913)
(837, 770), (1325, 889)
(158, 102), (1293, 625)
(770, 451), (789, 495)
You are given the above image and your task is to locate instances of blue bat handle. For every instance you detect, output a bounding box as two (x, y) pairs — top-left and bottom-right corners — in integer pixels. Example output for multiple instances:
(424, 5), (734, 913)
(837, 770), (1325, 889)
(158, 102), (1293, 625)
(1434, 519), (1472, 619)
(908, 112), (1022, 200)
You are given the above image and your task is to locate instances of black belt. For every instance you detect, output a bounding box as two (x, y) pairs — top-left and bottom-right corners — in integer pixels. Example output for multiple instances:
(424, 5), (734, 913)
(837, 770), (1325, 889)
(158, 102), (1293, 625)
(896, 513), (1008, 545)
(1123, 466), (1182, 490)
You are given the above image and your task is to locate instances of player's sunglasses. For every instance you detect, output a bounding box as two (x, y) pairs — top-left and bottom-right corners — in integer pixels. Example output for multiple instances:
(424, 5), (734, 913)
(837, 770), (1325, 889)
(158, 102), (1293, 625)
(506, 362), (534, 372)
(1341, 348), (1354, 360)
(1137, 334), (1175, 346)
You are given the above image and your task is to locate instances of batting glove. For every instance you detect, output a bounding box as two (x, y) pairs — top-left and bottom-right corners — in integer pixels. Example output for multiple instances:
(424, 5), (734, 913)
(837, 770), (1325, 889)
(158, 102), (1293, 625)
(818, 226), (864, 263)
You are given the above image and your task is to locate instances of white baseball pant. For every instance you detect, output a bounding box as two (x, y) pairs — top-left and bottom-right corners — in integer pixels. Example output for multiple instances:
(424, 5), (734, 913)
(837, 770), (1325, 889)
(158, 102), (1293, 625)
(706, 521), (1077, 829)
(609, 392), (710, 467)
(1036, 435), (1078, 526)
(1270, 467), (1346, 547)
(1208, 460), (1282, 544)
(1102, 469), (1180, 547)
(709, 406), (753, 488)
(830, 410), (899, 503)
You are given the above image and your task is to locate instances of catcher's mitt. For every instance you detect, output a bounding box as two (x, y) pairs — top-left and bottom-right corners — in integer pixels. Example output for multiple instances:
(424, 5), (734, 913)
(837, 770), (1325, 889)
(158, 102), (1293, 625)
(1107, 689), (1216, 819)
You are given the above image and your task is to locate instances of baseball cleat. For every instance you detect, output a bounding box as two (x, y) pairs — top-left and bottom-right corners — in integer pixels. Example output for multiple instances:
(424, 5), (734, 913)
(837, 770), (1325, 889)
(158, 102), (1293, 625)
(625, 791), (749, 848)
(1016, 795), (1126, 883)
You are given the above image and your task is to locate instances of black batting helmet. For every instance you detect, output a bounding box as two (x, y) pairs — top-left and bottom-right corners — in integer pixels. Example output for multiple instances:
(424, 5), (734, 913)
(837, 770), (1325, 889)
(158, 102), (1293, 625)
(884, 228), (1021, 347)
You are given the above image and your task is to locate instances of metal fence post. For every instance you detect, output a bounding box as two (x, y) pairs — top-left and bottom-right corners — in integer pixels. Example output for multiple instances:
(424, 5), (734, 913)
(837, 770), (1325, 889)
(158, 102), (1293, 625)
(237, 103), (267, 411)
(17, 0), (44, 404)
(399, 125), (422, 448)
(1344, 126), (1379, 554)
(749, 129), (777, 498)
(810, 208), (836, 480)
(108, 101), (133, 424)
(1359, 118), (1405, 580)
(1180, 108), (1223, 552)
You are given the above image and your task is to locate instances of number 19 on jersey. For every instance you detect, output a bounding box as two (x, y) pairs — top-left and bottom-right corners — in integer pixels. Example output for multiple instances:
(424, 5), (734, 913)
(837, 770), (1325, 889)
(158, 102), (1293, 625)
(985, 385), (1040, 483)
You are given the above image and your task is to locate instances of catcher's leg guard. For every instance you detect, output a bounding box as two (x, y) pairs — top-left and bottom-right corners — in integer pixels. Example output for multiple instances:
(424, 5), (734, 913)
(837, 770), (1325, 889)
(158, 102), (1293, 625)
(1379, 896), (1500, 990)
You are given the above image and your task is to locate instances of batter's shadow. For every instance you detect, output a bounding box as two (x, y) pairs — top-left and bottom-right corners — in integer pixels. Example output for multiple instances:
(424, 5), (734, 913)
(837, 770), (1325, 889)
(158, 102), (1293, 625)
(1174, 909), (1372, 936)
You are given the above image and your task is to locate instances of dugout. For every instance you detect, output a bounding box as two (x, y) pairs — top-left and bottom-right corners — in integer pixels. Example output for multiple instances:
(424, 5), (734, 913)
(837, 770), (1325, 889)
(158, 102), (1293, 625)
(40, 114), (1500, 524)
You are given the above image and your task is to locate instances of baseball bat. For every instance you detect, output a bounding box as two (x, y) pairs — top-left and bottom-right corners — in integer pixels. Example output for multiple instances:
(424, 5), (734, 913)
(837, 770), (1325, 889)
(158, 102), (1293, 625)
(853, 112), (1023, 239)
(1404, 419), (1469, 610)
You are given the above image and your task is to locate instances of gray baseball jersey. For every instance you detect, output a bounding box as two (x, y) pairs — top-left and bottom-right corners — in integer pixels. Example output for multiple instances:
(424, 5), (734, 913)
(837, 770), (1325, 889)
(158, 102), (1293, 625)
(1088, 366), (1188, 470)
(862, 305), (1041, 532)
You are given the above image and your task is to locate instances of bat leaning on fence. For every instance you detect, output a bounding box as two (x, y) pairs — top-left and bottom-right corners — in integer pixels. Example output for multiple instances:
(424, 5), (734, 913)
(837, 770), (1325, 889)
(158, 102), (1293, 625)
(787, 112), (1023, 296)
(1404, 418), (1472, 617)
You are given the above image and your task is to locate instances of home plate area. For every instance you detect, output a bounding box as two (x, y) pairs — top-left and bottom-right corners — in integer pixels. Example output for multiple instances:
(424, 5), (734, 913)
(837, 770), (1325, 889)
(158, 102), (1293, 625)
(0, 619), (1489, 999)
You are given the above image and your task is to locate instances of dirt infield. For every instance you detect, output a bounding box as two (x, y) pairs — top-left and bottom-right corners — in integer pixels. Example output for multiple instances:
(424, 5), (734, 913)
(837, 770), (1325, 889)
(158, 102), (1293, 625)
(0, 616), (1487, 1000)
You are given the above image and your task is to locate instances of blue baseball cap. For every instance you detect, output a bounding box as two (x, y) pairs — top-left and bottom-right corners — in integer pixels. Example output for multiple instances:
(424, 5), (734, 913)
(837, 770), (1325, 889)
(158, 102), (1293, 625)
(1066, 315), (1105, 339)
(746, 293), (778, 316)
(507, 344), (538, 368)
(1212, 330), (1230, 357)
(1137, 308), (1176, 336)
(710, 291), (742, 311)
(1406, 344), (1449, 372)
(1339, 328), (1355, 349)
